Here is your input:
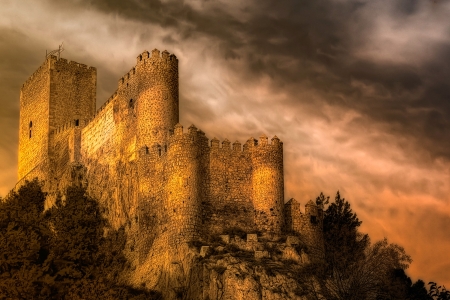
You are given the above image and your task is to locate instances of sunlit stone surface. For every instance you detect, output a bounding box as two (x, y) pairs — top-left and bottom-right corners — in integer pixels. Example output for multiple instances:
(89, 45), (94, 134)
(16, 49), (324, 298)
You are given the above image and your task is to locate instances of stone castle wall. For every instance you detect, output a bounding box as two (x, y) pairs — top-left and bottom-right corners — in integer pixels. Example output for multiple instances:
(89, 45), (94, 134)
(17, 49), (324, 270)
(18, 55), (96, 203)
(19, 59), (51, 180)
(204, 138), (254, 234)
(250, 135), (284, 234)
(48, 58), (96, 130)
(285, 199), (324, 256)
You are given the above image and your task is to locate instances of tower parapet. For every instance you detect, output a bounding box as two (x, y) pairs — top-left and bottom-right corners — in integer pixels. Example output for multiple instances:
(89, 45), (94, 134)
(165, 124), (205, 245)
(18, 54), (96, 182)
(250, 134), (284, 235)
(134, 49), (179, 150)
(285, 199), (324, 258)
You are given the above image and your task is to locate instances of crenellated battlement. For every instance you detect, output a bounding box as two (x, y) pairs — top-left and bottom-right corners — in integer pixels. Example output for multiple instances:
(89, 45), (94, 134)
(81, 93), (117, 134)
(209, 134), (282, 153)
(21, 58), (50, 90)
(138, 123), (208, 160)
(285, 198), (324, 217)
(136, 48), (178, 64)
(118, 67), (137, 87)
(118, 49), (178, 88)
(168, 123), (208, 145)
(51, 119), (86, 135)
(52, 56), (96, 71)
(96, 91), (117, 114)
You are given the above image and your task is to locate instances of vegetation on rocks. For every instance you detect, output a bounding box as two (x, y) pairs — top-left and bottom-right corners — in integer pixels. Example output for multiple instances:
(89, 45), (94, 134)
(0, 180), (447, 299)
(0, 179), (161, 299)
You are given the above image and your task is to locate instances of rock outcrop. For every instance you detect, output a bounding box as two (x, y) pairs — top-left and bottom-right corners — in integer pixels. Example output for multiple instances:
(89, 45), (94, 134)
(131, 232), (316, 299)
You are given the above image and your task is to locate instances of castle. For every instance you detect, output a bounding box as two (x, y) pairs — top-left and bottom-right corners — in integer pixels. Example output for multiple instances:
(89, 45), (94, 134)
(17, 49), (324, 266)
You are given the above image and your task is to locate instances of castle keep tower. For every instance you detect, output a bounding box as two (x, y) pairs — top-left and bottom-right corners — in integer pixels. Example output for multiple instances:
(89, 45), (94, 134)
(18, 55), (96, 183)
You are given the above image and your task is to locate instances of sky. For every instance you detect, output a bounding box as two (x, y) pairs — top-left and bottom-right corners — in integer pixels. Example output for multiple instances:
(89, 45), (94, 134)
(0, 0), (449, 287)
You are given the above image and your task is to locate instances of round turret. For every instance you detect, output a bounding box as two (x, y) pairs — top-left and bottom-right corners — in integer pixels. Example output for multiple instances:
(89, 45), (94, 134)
(135, 49), (179, 149)
(165, 124), (202, 245)
(251, 134), (284, 235)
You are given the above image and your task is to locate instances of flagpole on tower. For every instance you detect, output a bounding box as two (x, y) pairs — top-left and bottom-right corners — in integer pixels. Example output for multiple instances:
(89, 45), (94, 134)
(46, 43), (64, 60)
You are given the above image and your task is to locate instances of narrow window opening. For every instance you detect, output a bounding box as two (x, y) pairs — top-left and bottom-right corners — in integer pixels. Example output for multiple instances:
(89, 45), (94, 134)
(29, 121), (33, 138)
(129, 99), (134, 108)
(158, 149), (161, 156)
(75, 119), (79, 126)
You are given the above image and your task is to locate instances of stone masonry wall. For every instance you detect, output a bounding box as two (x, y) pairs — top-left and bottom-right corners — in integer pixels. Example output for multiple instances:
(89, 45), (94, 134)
(204, 138), (255, 235)
(48, 56), (96, 130)
(48, 121), (84, 201)
(133, 49), (179, 149)
(165, 124), (203, 246)
(136, 143), (167, 263)
(284, 199), (324, 258)
(18, 59), (51, 181)
(81, 98), (116, 158)
(50, 122), (85, 173)
(284, 198), (302, 233)
(250, 135), (284, 235)
(81, 94), (140, 229)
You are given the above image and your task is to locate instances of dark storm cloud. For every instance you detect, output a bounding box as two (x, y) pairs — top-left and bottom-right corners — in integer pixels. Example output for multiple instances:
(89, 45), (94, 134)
(68, 0), (450, 162)
(0, 27), (52, 191)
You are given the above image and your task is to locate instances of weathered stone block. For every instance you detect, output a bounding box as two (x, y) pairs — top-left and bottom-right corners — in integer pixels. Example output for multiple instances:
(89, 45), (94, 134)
(282, 246), (301, 263)
(220, 235), (230, 244)
(286, 235), (301, 247)
(247, 233), (258, 243)
(200, 246), (211, 257)
(254, 250), (270, 259)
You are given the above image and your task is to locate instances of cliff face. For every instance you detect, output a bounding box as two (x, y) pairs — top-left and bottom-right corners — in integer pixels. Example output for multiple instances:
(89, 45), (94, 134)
(198, 256), (307, 300)
(129, 233), (313, 300)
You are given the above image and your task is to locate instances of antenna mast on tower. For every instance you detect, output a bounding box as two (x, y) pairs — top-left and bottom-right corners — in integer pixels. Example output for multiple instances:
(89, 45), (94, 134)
(46, 43), (64, 60)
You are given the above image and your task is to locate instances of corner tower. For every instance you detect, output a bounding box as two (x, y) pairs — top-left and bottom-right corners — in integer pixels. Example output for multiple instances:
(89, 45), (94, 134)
(250, 135), (285, 235)
(133, 49), (179, 150)
(18, 55), (96, 182)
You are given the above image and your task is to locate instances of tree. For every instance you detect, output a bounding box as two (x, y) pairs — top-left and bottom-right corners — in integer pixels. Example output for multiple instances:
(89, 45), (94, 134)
(45, 184), (160, 299)
(321, 191), (370, 272)
(409, 279), (432, 300)
(307, 192), (415, 300)
(0, 180), (161, 299)
(428, 282), (450, 300)
(45, 185), (107, 298)
(0, 179), (53, 298)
